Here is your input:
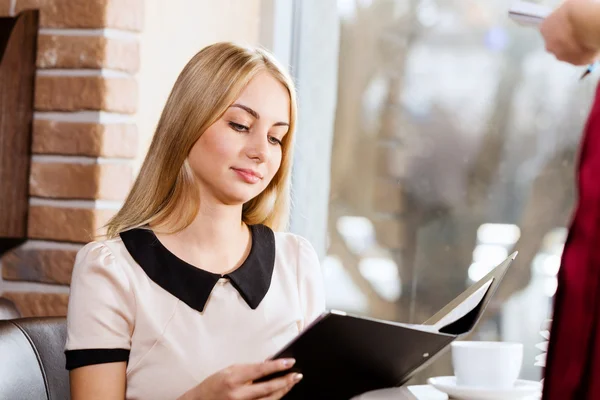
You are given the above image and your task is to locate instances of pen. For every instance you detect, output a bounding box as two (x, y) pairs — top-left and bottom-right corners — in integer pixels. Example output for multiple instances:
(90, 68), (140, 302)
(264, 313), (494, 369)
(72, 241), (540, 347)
(580, 61), (599, 80)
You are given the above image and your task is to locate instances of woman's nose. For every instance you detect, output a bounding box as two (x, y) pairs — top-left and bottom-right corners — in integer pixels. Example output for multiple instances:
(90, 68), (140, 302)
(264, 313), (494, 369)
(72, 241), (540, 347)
(246, 130), (269, 163)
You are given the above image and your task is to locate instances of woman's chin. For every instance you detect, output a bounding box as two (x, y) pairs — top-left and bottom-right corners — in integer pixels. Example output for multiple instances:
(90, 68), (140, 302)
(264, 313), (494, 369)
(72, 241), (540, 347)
(219, 189), (260, 206)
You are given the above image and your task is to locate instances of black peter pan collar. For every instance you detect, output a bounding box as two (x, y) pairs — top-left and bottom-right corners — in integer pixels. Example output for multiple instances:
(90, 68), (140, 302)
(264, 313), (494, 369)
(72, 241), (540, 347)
(119, 224), (276, 313)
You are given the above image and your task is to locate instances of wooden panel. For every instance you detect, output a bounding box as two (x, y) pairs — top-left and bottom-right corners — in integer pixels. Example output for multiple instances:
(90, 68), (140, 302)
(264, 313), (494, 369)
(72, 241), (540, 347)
(0, 11), (38, 256)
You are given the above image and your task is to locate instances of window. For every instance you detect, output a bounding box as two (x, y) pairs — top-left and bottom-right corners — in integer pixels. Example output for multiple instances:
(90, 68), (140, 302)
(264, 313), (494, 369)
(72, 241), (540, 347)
(314, 0), (598, 382)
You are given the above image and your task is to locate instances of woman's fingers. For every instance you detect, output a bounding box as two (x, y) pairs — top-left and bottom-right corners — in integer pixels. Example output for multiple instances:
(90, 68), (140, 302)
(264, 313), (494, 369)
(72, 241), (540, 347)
(258, 382), (296, 400)
(227, 359), (295, 386)
(241, 372), (303, 400)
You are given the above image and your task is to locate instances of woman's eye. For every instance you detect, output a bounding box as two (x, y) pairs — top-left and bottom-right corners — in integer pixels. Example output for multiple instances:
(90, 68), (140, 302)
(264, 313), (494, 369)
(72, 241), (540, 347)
(268, 136), (282, 145)
(229, 122), (249, 132)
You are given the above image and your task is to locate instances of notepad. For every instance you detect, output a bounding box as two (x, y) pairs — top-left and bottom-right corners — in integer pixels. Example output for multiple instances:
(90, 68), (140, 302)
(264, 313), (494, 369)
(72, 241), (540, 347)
(508, 1), (552, 27)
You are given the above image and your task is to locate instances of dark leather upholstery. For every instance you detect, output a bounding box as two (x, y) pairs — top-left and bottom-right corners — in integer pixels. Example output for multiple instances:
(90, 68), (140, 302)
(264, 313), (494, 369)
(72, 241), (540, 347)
(0, 297), (21, 320)
(0, 317), (70, 400)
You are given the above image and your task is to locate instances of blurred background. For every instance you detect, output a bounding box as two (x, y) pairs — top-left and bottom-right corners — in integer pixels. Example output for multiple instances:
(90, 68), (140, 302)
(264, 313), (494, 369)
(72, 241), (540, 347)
(1, 0), (598, 384)
(322, 0), (595, 382)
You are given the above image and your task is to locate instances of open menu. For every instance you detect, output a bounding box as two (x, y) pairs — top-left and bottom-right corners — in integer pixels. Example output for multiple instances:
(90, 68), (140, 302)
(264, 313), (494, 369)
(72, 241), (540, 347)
(259, 252), (517, 400)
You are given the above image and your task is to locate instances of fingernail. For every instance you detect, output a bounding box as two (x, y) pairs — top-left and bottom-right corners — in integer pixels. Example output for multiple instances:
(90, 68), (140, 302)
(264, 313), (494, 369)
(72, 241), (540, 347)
(282, 358), (296, 367)
(293, 373), (303, 382)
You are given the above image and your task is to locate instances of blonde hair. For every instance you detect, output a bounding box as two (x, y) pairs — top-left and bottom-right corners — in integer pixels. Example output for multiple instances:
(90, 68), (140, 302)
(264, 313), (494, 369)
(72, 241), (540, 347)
(105, 42), (297, 238)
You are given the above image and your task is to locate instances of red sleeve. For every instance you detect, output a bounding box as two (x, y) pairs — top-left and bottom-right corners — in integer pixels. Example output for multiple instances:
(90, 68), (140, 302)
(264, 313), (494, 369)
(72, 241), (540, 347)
(543, 83), (600, 399)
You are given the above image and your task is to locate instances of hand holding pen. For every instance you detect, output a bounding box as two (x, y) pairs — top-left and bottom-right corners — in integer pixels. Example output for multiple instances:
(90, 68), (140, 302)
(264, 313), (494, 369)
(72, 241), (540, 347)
(538, 0), (600, 79)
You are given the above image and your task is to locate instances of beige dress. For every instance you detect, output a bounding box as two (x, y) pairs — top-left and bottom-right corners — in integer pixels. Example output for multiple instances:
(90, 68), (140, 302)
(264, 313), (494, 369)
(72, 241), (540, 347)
(64, 224), (326, 400)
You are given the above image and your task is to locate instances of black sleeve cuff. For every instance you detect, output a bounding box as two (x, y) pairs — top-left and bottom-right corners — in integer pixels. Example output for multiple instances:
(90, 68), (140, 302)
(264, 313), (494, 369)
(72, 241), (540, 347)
(65, 348), (130, 370)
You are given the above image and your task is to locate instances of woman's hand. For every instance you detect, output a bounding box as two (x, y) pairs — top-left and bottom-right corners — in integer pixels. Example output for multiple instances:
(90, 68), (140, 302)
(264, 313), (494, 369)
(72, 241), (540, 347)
(540, 0), (600, 66)
(179, 358), (303, 400)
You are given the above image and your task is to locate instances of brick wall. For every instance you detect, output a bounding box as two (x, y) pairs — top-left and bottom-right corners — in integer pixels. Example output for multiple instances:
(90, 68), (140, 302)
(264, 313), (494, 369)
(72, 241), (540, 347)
(0, 0), (142, 317)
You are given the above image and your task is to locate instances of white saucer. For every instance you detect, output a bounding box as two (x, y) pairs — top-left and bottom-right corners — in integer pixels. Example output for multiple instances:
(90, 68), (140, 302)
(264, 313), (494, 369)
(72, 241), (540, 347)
(427, 376), (542, 400)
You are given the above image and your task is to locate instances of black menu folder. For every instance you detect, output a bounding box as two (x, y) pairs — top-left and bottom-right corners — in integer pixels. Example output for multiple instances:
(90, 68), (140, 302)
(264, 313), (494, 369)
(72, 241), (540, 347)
(261, 252), (517, 400)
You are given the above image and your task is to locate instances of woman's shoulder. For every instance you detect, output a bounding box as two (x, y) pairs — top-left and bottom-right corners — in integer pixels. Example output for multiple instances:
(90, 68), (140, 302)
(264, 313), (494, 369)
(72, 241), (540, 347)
(72, 236), (132, 278)
(272, 231), (319, 266)
(76, 235), (126, 260)
(273, 230), (314, 251)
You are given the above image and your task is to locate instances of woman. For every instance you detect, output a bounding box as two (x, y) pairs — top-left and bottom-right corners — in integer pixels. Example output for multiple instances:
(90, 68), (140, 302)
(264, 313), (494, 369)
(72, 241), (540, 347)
(64, 42), (326, 400)
(539, 0), (600, 398)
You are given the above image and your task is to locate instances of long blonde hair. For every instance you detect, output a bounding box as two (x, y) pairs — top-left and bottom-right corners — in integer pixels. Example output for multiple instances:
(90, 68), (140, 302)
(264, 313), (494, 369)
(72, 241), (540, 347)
(105, 42), (297, 238)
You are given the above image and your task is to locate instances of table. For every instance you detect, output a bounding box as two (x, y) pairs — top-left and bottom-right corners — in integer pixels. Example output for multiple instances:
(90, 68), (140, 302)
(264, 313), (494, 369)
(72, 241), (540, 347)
(354, 385), (542, 399)
(352, 385), (447, 400)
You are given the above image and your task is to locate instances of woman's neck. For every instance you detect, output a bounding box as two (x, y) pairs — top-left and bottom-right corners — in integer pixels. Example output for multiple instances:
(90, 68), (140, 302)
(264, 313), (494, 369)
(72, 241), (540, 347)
(190, 201), (245, 242)
(153, 202), (251, 275)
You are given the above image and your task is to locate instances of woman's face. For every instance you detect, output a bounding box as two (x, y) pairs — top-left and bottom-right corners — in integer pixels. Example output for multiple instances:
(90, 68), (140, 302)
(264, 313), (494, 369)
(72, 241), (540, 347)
(188, 71), (291, 206)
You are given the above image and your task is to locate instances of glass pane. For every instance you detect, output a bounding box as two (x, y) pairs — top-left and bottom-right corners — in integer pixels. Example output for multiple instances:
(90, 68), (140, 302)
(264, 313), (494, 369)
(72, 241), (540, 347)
(325, 0), (598, 383)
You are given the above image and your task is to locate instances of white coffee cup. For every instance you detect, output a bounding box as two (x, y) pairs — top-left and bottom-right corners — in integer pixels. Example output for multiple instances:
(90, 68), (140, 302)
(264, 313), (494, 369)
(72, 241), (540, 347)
(451, 341), (523, 389)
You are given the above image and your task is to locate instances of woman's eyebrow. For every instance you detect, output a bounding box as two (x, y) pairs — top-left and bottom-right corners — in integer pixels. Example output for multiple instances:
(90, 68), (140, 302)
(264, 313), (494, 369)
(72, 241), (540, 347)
(230, 103), (289, 127)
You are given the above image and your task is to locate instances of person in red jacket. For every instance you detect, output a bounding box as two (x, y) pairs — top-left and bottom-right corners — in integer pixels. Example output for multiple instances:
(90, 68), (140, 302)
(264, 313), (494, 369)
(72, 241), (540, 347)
(539, 0), (600, 398)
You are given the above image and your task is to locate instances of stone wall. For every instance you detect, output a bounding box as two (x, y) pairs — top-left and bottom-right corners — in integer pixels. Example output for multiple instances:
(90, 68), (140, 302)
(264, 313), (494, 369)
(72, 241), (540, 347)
(0, 0), (265, 318)
(0, 0), (142, 317)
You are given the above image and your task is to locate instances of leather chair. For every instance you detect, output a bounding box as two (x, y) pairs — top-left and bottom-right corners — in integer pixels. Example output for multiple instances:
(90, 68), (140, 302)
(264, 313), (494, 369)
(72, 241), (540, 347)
(0, 317), (70, 400)
(0, 297), (21, 320)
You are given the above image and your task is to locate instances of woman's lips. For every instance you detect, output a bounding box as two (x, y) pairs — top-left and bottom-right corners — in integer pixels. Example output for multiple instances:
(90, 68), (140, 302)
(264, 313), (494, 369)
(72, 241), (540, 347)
(232, 168), (262, 184)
